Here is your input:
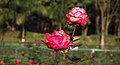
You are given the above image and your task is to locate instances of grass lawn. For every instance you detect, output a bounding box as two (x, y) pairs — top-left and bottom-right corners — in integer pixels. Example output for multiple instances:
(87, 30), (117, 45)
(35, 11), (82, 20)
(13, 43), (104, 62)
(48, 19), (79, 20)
(0, 31), (119, 47)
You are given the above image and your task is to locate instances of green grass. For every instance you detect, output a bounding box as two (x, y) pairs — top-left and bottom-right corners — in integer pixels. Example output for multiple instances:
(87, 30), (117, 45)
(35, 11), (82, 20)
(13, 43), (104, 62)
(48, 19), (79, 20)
(0, 46), (120, 65)
(0, 31), (46, 46)
(0, 31), (119, 47)
(74, 34), (119, 46)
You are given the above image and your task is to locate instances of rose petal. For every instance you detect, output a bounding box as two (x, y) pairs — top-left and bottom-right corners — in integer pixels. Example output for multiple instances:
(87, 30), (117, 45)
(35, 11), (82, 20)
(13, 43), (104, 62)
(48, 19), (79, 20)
(41, 40), (47, 44)
(70, 8), (77, 14)
(74, 12), (82, 17)
(45, 33), (51, 40)
(70, 17), (80, 22)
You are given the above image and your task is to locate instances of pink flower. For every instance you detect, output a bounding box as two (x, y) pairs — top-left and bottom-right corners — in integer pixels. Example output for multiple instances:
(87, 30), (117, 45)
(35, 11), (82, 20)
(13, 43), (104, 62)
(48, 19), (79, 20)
(66, 7), (88, 26)
(29, 59), (34, 64)
(15, 59), (21, 64)
(42, 30), (72, 51)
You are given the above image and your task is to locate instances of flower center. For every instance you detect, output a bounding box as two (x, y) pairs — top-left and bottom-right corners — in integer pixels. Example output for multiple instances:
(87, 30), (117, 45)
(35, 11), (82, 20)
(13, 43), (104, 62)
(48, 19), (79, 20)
(70, 17), (79, 22)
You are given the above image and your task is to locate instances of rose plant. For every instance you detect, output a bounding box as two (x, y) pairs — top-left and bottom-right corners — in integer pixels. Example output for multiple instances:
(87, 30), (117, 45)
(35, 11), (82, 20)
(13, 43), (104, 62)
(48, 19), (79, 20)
(42, 7), (88, 65)
(42, 30), (73, 65)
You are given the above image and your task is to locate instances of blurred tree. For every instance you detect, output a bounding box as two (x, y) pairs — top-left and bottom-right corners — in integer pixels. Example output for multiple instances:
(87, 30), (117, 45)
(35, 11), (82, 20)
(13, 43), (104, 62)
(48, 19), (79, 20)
(0, 0), (53, 38)
(93, 0), (119, 48)
(0, 0), (90, 34)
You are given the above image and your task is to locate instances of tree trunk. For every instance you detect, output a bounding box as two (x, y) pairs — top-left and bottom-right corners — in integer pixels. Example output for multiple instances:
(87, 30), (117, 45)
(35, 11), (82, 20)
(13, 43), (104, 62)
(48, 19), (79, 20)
(105, 9), (110, 36)
(96, 15), (100, 34)
(11, 26), (15, 31)
(21, 25), (26, 43)
(82, 26), (88, 36)
(22, 25), (25, 38)
(105, 20), (109, 36)
(99, 10), (105, 49)
(117, 20), (120, 36)
(99, 32), (105, 49)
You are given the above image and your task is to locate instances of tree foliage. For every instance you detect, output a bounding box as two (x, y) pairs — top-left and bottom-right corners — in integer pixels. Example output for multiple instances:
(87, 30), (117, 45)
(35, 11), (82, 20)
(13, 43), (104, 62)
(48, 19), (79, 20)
(0, 0), (119, 36)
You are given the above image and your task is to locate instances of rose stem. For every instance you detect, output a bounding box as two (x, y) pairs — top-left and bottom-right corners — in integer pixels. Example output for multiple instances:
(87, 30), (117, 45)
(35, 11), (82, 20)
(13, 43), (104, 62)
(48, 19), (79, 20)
(63, 53), (67, 65)
(54, 51), (59, 65)
(71, 24), (77, 39)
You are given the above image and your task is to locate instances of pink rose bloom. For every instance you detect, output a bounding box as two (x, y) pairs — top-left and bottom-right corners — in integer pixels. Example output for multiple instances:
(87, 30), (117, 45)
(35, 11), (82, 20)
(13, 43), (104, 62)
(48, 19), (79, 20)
(29, 59), (34, 64)
(66, 7), (88, 26)
(42, 30), (72, 51)
(15, 59), (21, 64)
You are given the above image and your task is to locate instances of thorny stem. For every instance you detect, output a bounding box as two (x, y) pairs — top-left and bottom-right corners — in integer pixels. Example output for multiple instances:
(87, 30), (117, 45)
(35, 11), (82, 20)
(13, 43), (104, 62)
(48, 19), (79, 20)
(71, 24), (77, 41)
(54, 51), (59, 65)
